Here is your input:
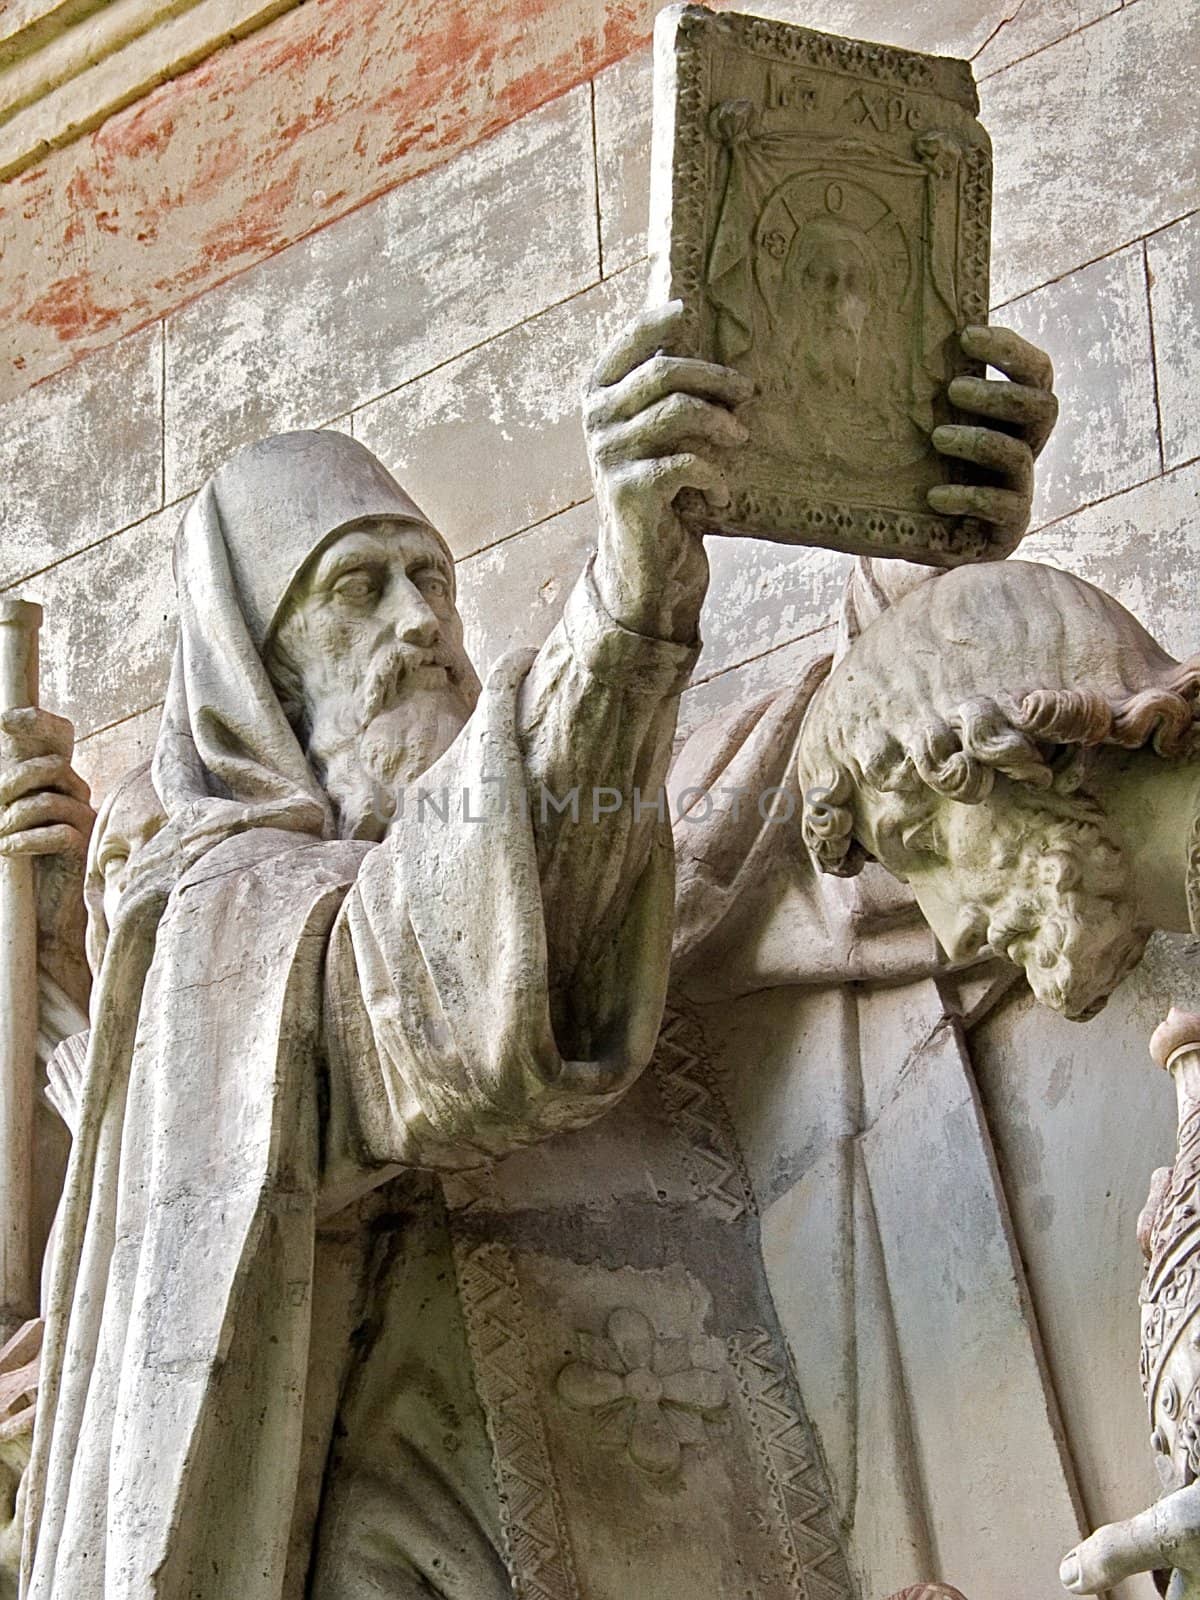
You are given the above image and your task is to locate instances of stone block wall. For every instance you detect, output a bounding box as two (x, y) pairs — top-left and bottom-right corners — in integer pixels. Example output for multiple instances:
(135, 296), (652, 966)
(1, 3), (1197, 1589)
(0, 0), (1196, 806)
(1, 0), (1195, 810)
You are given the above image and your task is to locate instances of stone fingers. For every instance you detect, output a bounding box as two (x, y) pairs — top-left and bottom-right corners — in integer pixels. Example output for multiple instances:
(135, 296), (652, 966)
(929, 414), (1034, 544)
(589, 301), (691, 389)
(0, 823), (84, 858)
(593, 392), (750, 466)
(0, 791), (94, 855)
(926, 483), (1029, 532)
(948, 375), (1059, 459)
(962, 324), (1055, 393)
(590, 354), (754, 427)
(0, 753), (90, 808)
(1061, 1486), (1200, 1594)
(0, 707), (75, 765)
(610, 453), (731, 516)
(932, 424), (1033, 497)
(0, 711), (92, 854)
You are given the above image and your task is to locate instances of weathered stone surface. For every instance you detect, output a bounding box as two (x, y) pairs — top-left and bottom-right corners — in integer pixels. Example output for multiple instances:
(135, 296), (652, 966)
(164, 87), (598, 500)
(594, 46), (654, 278)
(1147, 212), (1200, 472)
(0, 0), (69, 53)
(797, 554), (1200, 1020)
(854, 980), (950, 1127)
(31, 506), (176, 741)
(1, 29), (1193, 1595)
(676, 619), (837, 743)
(593, 2), (1127, 286)
(353, 264), (648, 560)
(1129, 1013), (1200, 1559)
(7, 421), (710, 1599)
(700, 986), (857, 1211)
(698, 538), (851, 686)
(0, 0), (307, 182)
(745, 977), (1089, 1598)
(762, 1145), (938, 1596)
(0, 602), (44, 1339)
(441, 1070), (699, 1214)
(1002, 244), (1159, 531)
(1023, 459), (1200, 660)
(0, 0), (664, 405)
(972, 0), (1123, 78)
(745, 0), (1090, 63)
(457, 499), (596, 673)
(0, 0), (1175, 422)
(0, 324), (162, 589)
(861, 1009), (1088, 1591)
(651, 6), (996, 563)
(509, 1251), (849, 1600)
(984, 0), (1200, 306)
(73, 704), (163, 807)
(970, 940), (1185, 1578)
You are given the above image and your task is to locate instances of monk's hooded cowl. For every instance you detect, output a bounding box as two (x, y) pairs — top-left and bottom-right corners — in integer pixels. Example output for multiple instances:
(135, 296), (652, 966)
(23, 430), (675, 1600)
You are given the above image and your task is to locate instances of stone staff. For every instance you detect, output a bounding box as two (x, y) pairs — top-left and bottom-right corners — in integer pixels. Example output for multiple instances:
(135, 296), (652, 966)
(1135, 1008), (1200, 1600)
(0, 600), (41, 1344)
(1060, 1007), (1200, 1596)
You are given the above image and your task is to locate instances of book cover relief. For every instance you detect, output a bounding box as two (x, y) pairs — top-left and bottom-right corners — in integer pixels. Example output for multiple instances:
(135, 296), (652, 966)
(650, 5), (995, 564)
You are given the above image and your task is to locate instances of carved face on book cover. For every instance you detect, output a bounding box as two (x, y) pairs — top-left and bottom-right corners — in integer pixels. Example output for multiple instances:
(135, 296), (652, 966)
(772, 212), (917, 467)
(786, 218), (879, 384)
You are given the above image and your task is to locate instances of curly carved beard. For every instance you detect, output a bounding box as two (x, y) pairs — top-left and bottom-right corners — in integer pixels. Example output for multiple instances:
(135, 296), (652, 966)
(963, 804), (1150, 1021)
(305, 644), (474, 839)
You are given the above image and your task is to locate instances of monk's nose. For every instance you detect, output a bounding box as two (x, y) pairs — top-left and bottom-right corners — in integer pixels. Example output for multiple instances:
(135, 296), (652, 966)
(380, 577), (440, 649)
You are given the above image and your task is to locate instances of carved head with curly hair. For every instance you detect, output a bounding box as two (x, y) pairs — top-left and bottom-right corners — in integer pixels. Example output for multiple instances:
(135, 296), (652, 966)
(796, 561), (1200, 1020)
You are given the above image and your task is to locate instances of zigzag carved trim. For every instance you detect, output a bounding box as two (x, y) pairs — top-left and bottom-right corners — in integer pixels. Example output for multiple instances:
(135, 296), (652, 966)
(655, 1007), (758, 1222)
(453, 1239), (583, 1600)
(730, 1328), (856, 1600)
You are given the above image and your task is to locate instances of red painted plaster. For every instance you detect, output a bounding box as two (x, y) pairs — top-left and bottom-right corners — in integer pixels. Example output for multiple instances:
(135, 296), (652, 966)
(0, 0), (686, 405)
(25, 274), (122, 342)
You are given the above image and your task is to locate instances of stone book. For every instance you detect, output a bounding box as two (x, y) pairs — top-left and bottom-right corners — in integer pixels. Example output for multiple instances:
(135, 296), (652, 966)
(649, 4), (995, 564)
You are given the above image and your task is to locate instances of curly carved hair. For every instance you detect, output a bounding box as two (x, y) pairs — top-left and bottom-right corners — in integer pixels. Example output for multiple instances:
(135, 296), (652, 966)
(797, 560), (1200, 876)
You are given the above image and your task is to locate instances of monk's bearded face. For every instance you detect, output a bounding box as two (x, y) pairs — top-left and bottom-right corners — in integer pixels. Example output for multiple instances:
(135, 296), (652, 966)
(859, 781), (1151, 1021)
(267, 520), (481, 837)
(94, 777), (166, 929)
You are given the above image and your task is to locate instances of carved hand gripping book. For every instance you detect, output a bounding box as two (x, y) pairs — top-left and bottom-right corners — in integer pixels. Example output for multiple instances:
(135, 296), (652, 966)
(650, 4), (995, 564)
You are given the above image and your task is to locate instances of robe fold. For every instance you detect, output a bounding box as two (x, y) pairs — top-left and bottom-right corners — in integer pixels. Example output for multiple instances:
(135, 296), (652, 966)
(26, 652), (675, 1600)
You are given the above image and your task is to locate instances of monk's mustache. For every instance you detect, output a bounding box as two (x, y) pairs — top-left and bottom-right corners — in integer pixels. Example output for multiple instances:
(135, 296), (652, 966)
(360, 645), (456, 724)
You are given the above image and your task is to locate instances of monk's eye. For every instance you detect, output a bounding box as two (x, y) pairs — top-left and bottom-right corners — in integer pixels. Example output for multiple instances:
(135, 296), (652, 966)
(99, 848), (130, 884)
(331, 570), (379, 606)
(412, 567), (451, 603)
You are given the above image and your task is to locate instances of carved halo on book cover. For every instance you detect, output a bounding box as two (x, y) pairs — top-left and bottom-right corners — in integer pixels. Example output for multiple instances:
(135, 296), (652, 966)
(650, 4), (995, 564)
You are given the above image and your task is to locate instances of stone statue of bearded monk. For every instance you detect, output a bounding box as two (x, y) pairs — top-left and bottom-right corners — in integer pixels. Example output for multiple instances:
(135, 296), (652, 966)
(2, 290), (1053, 1598)
(10, 304), (755, 1599)
(797, 557), (1200, 1020)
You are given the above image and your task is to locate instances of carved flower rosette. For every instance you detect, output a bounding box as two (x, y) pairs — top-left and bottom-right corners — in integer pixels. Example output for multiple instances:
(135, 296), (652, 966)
(556, 1306), (728, 1477)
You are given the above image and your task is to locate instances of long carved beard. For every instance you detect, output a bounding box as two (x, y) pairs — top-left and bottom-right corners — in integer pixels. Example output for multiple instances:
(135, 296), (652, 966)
(793, 301), (869, 390)
(306, 647), (473, 839)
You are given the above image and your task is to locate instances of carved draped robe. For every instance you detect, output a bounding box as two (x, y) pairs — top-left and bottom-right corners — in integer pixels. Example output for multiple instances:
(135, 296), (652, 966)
(23, 433), (696, 1600)
(655, 563), (1171, 1600)
(426, 554), (1150, 1600)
